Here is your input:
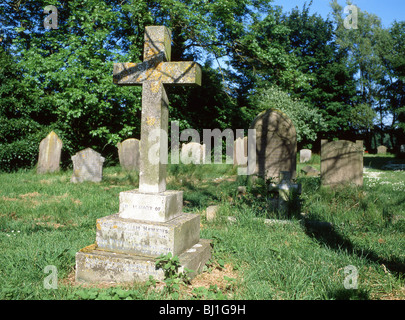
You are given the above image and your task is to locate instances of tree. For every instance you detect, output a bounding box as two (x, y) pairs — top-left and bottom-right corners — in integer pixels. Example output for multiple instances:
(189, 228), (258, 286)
(0, 0), (278, 170)
(249, 85), (327, 146)
(379, 21), (405, 148)
(277, 2), (358, 139)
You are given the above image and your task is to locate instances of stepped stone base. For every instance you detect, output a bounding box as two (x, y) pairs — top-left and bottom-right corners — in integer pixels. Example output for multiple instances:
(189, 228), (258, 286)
(96, 213), (200, 257)
(75, 239), (212, 283)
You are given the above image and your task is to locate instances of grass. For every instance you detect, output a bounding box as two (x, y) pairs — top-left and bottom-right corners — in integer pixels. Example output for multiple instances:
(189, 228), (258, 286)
(0, 155), (404, 300)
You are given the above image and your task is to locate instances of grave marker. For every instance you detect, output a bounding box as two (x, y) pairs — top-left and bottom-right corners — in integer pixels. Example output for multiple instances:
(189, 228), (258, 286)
(117, 138), (140, 171)
(37, 131), (62, 174)
(70, 148), (105, 183)
(300, 149), (312, 163)
(180, 142), (206, 164)
(321, 139), (363, 187)
(75, 26), (211, 284)
(234, 136), (247, 166)
(250, 109), (297, 182)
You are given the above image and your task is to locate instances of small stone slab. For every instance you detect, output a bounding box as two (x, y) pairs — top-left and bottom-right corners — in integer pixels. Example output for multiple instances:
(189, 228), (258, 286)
(301, 165), (320, 177)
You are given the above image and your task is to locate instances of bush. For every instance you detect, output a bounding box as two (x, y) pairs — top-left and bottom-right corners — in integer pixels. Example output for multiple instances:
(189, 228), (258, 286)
(0, 137), (39, 172)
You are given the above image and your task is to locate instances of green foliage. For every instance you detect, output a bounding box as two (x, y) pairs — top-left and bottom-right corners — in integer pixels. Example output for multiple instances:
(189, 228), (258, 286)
(155, 252), (194, 298)
(68, 287), (143, 300)
(249, 85), (327, 143)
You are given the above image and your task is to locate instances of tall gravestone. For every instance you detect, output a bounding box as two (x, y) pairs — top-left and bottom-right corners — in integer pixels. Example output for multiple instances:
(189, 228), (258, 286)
(299, 149), (312, 163)
(250, 109), (297, 182)
(180, 142), (206, 164)
(377, 145), (387, 154)
(70, 148), (105, 183)
(75, 26), (211, 284)
(37, 131), (62, 174)
(118, 138), (140, 171)
(321, 139), (363, 187)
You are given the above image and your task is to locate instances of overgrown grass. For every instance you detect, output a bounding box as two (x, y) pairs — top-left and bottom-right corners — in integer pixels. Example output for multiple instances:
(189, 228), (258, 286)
(0, 156), (404, 300)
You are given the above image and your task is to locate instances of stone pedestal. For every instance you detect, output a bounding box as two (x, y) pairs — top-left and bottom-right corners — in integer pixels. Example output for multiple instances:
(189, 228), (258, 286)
(75, 189), (211, 284)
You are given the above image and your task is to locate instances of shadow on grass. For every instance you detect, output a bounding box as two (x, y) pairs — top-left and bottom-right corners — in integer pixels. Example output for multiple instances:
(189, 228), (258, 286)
(326, 288), (370, 300)
(363, 155), (403, 171)
(302, 219), (405, 276)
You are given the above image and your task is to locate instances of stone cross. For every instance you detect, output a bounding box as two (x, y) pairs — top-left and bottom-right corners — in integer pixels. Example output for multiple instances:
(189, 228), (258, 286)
(113, 26), (201, 193)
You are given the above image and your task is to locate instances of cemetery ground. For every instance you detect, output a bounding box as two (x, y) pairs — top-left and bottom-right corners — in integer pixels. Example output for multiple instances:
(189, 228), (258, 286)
(0, 154), (404, 300)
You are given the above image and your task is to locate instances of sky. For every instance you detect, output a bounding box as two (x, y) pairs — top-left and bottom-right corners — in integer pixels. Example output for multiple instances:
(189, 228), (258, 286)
(271, 0), (405, 28)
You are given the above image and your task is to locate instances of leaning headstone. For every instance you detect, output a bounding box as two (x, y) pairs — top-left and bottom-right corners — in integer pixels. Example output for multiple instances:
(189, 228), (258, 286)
(377, 145), (387, 154)
(301, 165), (319, 177)
(321, 140), (363, 187)
(250, 109), (297, 182)
(117, 138), (140, 171)
(180, 142), (206, 164)
(75, 26), (211, 284)
(234, 136), (247, 166)
(37, 131), (62, 174)
(299, 149), (312, 163)
(70, 148), (105, 183)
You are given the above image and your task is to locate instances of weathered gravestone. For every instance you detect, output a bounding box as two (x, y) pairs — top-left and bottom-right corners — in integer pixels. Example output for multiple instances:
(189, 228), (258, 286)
(117, 138), (140, 171)
(37, 131), (62, 174)
(400, 145), (405, 154)
(321, 140), (363, 187)
(75, 26), (211, 284)
(234, 136), (248, 166)
(377, 145), (388, 154)
(70, 148), (105, 183)
(180, 142), (206, 164)
(250, 109), (297, 182)
(300, 149), (312, 163)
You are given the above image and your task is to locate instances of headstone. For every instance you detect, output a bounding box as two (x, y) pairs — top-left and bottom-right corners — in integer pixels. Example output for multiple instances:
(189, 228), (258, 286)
(234, 136), (247, 166)
(377, 145), (387, 154)
(75, 26), (211, 284)
(206, 205), (219, 222)
(36, 131), (62, 174)
(70, 148), (105, 183)
(301, 165), (319, 177)
(250, 109), (297, 182)
(180, 142), (206, 164)
(299, 149), (312, 163)
(117, 138), (140, 171)
(400, 145), (405, 154)
(320, 140), (363, 187)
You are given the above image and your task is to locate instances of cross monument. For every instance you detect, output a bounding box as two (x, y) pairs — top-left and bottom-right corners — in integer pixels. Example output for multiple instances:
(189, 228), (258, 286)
(75, 26), (211, 284)
(114, 26), (201, 194)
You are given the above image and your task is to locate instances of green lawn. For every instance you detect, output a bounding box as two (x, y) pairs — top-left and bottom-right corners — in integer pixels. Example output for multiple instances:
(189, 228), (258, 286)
(0, 155), (404, 300)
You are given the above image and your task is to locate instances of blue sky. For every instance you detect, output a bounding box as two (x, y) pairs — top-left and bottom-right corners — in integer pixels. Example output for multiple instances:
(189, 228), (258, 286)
(271, 0), (405, 28)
